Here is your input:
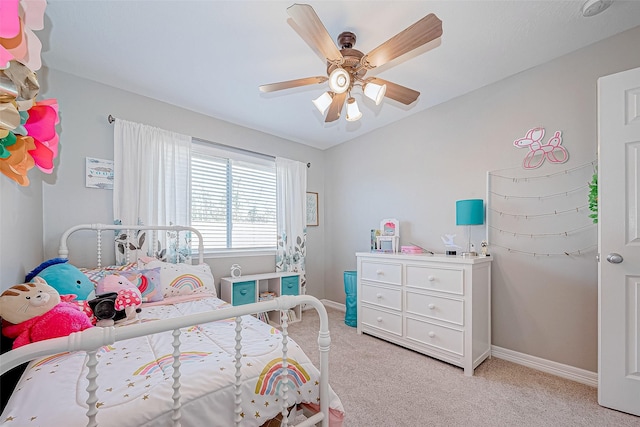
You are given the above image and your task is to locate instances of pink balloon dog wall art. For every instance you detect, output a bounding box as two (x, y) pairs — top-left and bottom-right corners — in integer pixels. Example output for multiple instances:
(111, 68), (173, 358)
(513, 127), (568, 169)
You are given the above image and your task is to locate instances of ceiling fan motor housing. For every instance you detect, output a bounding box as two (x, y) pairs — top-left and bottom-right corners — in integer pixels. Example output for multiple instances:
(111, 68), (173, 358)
(327, 32), (368, 90)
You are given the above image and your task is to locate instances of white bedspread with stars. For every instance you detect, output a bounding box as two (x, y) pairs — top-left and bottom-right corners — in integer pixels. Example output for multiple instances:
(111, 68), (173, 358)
(1, 297), (344, 427)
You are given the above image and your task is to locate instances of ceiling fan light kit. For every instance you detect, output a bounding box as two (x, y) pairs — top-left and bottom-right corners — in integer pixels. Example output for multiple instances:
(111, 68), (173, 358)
(346, 97), (362, 122)
(363, 81), (387, 105)
(260, 3), (443, 124)
(313, 92), (334, 114)
(328, 68), (350, 94)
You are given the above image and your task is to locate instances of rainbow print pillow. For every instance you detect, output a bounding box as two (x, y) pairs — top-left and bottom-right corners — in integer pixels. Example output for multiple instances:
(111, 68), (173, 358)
(119, 267), (163, 303)
(138, 260), (215, 299)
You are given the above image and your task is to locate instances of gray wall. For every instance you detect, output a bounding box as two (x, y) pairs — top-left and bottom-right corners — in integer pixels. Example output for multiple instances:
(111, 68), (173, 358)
(324, 25), (640, 372)
(0, 174), (43, 286)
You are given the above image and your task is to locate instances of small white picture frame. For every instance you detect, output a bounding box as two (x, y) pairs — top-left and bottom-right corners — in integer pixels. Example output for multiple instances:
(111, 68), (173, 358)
(306, 192), (319, 226)
(86, 157), (114, 189)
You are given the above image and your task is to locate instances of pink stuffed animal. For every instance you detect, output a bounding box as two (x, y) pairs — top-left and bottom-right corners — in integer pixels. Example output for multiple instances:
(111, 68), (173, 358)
(95, 273), (142, 325)
(0, 277), (93, 349)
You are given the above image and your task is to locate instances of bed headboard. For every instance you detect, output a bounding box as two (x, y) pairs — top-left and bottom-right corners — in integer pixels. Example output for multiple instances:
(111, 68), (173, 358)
(58, 224), (205, 267)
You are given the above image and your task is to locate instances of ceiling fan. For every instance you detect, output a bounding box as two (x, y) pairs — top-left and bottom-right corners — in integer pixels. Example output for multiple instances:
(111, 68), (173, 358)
(259, 3), (443, 123)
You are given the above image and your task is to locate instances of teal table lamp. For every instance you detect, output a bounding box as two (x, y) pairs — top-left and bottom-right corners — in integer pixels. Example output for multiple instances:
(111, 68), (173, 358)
(456, 199), (484, 256)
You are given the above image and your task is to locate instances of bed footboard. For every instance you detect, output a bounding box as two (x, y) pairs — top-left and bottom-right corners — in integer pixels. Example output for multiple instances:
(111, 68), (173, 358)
(1, 295), (332, 427)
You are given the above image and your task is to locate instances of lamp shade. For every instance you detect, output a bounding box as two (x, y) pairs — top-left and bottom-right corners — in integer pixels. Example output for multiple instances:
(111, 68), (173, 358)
(312, 92), (333, 114)
(346, 97), (362, 121)
(363, 81), (387, 105)
(456, 199), (484, 225)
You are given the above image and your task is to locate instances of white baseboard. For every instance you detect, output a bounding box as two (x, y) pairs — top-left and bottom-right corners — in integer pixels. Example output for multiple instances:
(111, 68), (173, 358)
(317, 302), (597, 387)
(320, 299), (345, 312)
(491, 345), (598, 388)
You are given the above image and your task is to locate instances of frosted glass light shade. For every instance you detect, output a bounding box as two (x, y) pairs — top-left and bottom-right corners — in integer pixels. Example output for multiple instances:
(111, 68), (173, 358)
(346, 97), (362, 122)
(364, 81), (387, 105)
(312, 92), (333, 114)
(328, 68), (350, 94)
(456, 199), (484, 225)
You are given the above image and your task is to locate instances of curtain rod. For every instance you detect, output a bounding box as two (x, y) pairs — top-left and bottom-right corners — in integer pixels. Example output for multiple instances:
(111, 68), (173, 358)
(108, 114), (310, 168)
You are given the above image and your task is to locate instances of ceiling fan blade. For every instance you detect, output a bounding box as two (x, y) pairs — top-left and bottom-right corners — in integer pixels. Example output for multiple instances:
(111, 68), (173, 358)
(287, 3), (343, 62)
(369, 78), (420, 105)
(325, 91), (347, 123)
(365, 13), (442, 69)
(259, 76), (328, 93)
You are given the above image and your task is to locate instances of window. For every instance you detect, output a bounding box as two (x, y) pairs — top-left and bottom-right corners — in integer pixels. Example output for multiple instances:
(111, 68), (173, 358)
(191, 141), (277, 252)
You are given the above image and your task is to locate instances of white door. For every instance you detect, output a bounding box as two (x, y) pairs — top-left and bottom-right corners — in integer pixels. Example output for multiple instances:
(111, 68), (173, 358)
(598, 66), (640, 416)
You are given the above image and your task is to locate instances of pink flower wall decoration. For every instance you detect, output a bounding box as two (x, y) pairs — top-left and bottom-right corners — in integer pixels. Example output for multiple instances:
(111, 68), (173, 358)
(0, 0), (59, 186)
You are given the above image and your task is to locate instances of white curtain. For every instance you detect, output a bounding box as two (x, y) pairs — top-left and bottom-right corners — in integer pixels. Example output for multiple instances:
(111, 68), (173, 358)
(113, 119), (192, 264)
(275, 157), (308, 294)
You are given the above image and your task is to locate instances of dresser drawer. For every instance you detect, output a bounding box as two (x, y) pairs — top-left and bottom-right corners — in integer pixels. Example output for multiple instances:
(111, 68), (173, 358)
(281, 275), (299, 296)
(406, 316), (463, 356)
(406, 291), (464, 326)
(232, 280), (256, 305)
(406, 265), (464, 295)
(361, 306), (402, 336)
(361, 261), (402, 285)
(361, 283), (402, 311)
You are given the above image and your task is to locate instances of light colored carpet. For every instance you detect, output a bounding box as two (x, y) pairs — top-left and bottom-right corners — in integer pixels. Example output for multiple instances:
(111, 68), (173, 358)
(287, 305), (639, 427)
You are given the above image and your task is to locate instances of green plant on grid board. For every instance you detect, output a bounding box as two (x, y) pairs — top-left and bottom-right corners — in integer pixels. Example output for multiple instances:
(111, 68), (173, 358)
(588, 171), (598, 223)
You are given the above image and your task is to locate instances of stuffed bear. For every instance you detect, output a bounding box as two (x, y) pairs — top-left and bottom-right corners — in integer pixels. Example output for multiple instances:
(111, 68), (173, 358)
(25, 258), (95, 300)
(0, 277), (93, 349)
(94, 274), (142, 326)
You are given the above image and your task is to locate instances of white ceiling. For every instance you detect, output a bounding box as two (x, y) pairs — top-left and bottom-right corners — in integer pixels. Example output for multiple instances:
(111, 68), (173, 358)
(41, 1), (640, 150)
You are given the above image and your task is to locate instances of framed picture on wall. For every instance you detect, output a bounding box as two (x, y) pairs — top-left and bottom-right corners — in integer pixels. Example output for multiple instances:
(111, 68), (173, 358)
(306, 192), (319, 226)
(85, 157), (114, 190)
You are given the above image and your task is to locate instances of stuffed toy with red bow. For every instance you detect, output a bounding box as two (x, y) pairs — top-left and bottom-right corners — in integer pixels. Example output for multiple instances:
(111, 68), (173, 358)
(0, 277), (93, 349)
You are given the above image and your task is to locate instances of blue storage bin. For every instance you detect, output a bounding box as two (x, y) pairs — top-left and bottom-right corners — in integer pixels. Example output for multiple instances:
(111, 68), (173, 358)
(344, 271), (357, 327)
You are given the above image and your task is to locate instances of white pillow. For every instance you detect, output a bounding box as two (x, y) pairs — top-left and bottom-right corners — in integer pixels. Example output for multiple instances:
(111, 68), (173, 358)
(138, 259), (216, 298)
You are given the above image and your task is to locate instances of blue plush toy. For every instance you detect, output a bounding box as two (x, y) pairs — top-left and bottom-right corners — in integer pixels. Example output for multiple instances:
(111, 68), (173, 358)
(25, 258), (96, 300)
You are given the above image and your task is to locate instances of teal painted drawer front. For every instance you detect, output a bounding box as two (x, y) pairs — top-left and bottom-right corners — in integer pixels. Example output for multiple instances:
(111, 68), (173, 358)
(233, 281), (256, 305)
(281, 276), (299, 296)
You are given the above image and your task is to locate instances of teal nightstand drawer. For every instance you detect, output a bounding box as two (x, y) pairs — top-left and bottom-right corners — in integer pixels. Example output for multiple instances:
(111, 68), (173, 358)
(281, 276), (299, 296)
(233, 281), (256, 305)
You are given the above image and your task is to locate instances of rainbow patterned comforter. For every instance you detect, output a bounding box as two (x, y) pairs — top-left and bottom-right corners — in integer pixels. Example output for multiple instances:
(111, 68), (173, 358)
(1, 297), (344, 426)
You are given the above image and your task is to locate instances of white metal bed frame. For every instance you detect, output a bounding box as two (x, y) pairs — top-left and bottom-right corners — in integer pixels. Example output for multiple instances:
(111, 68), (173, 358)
(57, 223), (206, 267)
(0, 224), (332, 427)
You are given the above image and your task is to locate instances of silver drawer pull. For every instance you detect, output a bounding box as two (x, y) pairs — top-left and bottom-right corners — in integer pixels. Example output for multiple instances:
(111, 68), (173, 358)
(376, 269), (384, 275)
(428, 331), (436, 338)
(376, 317), (383, 322)
(428, 304), (435, 310)
(428, 275), (435, 281)
(376, 293), (383, 299)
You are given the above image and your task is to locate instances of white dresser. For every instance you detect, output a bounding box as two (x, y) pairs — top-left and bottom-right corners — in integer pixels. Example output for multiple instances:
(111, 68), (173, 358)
(356, 252), (492, 376)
